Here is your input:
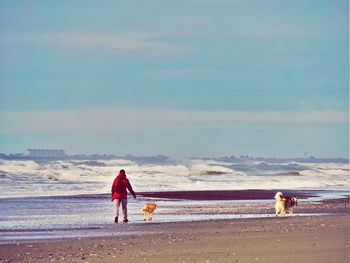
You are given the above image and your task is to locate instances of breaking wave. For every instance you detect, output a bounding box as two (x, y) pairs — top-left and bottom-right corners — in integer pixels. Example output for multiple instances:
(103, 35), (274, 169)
(0, 158), (349, 198)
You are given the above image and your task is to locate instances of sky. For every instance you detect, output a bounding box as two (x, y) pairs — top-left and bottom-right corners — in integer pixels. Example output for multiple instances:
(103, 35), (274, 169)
(0, 0), (348, 158)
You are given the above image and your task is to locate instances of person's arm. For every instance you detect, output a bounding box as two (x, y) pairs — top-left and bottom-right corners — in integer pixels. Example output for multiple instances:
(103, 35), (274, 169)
(126, 180), (136, 198)
(111, 178), (118, 201)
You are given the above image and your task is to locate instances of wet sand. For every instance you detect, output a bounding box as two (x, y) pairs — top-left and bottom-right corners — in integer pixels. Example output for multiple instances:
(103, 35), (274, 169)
(138, 189), (322, 200)
(162, 197), (350, 216)
(0, 197), (349, 263)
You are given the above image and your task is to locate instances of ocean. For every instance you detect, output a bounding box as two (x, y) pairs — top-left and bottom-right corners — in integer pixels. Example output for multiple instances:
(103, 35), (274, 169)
(0, 158), (349, 240)
(0, 158), (349, 198)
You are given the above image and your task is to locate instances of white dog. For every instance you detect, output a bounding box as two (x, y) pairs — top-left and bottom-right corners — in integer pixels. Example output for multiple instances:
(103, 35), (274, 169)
(275, 192), (298, 217)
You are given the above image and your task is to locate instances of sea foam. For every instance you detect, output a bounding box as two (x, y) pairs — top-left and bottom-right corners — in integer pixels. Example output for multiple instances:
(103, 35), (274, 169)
(0, 158), (349, 198)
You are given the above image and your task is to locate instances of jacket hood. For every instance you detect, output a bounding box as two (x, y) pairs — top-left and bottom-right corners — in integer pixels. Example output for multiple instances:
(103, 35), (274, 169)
(117, 169), (126, 179)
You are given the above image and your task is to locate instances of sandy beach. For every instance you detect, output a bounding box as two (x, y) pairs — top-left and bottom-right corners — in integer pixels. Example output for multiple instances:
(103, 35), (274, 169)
(0, 196), (349, 263)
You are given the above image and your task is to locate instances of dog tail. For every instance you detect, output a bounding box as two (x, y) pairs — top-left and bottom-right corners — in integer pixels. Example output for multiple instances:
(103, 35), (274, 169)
(274, 192), (283, 200)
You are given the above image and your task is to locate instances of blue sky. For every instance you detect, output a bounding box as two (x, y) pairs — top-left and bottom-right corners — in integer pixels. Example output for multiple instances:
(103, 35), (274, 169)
(0, 0), (348, 158)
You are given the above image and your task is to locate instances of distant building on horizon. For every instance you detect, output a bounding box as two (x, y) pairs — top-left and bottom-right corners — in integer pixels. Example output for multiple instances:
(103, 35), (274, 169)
(27, 149), (67, 158)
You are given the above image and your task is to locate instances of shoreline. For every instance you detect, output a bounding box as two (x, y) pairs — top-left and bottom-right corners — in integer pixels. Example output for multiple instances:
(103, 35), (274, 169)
(0, 196), (348, 243)
(0, 195), (349, 262)
(1, 188), (348, 201)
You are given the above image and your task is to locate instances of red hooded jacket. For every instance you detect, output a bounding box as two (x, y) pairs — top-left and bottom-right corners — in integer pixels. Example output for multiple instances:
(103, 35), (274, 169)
(111, 170), (136, 200)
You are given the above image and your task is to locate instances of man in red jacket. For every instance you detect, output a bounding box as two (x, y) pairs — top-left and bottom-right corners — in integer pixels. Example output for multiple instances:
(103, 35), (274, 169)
(111, 169), (136, 223)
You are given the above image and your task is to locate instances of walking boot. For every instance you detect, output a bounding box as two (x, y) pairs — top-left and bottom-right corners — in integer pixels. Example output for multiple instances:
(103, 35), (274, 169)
(114, 216), (118, 223)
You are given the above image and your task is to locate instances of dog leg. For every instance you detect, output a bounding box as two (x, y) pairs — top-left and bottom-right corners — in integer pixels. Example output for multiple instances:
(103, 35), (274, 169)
(281, 210), (286, 217)
(143, 212), (147, 221)
(275, 207), (281, 217)
(149, 212), (152, 221)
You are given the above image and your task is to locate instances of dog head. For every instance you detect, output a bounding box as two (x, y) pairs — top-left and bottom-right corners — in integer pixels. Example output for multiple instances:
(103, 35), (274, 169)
(274, 191), (284, 201)
(292, 197), (298, 206)
(141, 203), (157, 213)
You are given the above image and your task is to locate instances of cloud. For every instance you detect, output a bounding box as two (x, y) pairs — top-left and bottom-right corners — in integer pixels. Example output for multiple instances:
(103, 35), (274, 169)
(145, 68), (216, 78)
(0, 108), (348, 134)
(0, 32), (197, 56)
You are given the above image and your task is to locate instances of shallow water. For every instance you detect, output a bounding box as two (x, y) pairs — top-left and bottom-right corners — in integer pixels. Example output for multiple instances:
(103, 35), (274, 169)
(1, 212), (330, 243)
(0, 191), (346, 235)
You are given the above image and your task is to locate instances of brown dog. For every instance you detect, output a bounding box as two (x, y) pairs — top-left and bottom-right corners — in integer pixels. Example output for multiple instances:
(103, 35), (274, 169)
(141, 203), (157, 221)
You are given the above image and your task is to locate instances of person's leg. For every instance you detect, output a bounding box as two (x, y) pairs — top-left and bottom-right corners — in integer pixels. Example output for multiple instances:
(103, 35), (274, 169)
(121, 199), (128, 222)
(114, 199), (121, 223)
